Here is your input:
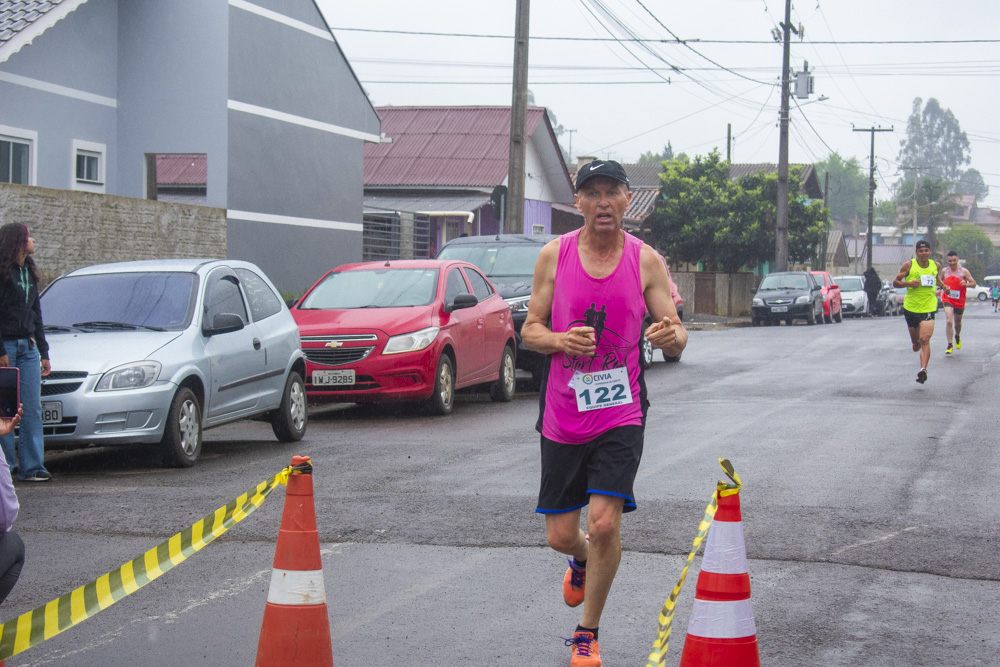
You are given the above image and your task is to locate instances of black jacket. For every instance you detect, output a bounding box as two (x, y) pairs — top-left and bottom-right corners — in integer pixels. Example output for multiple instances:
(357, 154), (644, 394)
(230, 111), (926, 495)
(0, 265), (49, 361)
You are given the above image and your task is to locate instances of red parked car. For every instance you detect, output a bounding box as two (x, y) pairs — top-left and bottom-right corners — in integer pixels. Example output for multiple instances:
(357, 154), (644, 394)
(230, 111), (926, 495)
(810, 270), (843, 324)
(291, 260), (516, 415)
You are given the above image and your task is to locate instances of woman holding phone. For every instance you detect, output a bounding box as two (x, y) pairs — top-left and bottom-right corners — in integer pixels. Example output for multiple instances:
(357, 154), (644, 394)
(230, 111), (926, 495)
(0, 223), (51, 482)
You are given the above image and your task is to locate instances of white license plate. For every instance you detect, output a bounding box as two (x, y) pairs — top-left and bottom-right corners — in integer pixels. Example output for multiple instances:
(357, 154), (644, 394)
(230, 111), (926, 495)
(41, 401), (62, 424)
(312, 370), (355, 386)
(771, 306), (789, 313)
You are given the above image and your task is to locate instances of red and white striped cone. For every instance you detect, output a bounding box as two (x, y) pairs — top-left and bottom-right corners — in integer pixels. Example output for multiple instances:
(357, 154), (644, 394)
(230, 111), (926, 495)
(679, 489), (760, 666)
(255, 456), (334, 666)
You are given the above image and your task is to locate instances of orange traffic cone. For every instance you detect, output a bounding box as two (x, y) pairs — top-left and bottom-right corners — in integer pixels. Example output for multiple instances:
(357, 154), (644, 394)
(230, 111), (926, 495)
(678, 489), (760, 666)
(255, 456), (334, 666)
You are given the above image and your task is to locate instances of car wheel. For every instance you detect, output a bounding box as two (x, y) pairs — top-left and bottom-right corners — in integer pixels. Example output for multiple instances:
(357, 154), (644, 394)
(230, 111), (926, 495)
(979, 292), (988, 301)
(834, 309), (842, 323)
(752, 317), (761, 327)
(271, 371), (307, 442)
(806, 306), (816, 325)
(161, 387), (202, 468)
(489, 346), (516, 402)
(785, 316), (793, 326)
(638, 331), (655, 369)
(824, 312), (832, 324)
(425, 354), (455, 416)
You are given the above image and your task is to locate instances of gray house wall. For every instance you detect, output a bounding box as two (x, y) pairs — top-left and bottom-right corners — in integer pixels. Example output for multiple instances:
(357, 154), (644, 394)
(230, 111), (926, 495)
(1, 0), (380, 296)
(225, 0), (381, 294)
(0, 0), (118, 191)
(116, 1), (229, 205)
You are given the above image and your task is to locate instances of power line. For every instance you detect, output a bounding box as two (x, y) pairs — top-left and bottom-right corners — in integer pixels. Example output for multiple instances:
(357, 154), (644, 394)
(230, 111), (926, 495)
(329, 26), (1000, 45)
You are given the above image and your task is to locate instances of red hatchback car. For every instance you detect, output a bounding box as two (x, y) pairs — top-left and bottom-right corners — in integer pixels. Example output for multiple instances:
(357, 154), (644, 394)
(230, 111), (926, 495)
(291, 259), (516, 415)
(810, 270), (843, 323)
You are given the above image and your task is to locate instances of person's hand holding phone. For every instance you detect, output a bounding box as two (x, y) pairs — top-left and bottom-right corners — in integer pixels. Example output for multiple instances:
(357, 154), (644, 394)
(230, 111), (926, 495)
(0, 405), (22, 438)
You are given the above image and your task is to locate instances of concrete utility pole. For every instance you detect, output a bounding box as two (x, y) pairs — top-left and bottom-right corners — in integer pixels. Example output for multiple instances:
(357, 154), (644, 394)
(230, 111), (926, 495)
(774, 0), (795, 272)
(506, 0), (530, 234)
(852, 126), (893, 269)
(900, 165), (927, 251)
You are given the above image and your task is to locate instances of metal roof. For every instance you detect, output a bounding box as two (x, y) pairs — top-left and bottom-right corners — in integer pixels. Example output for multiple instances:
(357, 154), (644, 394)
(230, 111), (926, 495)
(365, 106), (549, 188)
(0, 0), (87, 63)
(156, 154), (207, 187)
(622, 162), (664, 189)
(363, 194), (489, 215)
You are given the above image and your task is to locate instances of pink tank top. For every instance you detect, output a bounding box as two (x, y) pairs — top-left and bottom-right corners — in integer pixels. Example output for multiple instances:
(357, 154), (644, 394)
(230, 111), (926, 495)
(538, 228), (648, 444)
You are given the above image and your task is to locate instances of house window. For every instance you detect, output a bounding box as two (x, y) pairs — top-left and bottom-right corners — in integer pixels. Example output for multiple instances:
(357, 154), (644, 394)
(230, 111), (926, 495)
(532, 224), (545, 234)
(71, 139), (106, 193)
(0, 125), (36, 185)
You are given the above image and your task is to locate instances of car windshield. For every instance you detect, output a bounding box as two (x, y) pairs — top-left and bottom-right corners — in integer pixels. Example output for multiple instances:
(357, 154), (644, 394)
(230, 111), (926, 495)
(299, 268), (439, 309)
(42, 272), (197, 330)
(837, 278), (864, 291)
(758, 274), (808, 290)
(437, 245), (541, 277)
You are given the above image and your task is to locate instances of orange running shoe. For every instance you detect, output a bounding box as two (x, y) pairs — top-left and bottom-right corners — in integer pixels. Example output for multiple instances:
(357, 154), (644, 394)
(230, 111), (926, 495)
(562, 557), (586, 607)
(566, 631), (602, 667)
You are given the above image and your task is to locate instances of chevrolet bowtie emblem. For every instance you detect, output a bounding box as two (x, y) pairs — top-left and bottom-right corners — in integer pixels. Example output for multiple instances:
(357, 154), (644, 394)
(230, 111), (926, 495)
(325, 341), (343, 348)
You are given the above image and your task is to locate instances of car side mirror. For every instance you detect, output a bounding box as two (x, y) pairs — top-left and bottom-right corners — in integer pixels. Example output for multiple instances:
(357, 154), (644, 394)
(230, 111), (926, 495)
(204, 312), (245, 336)
(830, 284), (838, 290)
(446, 292), (479, 313)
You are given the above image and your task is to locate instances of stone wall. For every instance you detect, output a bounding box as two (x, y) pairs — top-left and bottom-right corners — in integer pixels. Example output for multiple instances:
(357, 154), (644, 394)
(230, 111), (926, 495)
(674, 270), (756, 317)
(0, 184), (225, 287)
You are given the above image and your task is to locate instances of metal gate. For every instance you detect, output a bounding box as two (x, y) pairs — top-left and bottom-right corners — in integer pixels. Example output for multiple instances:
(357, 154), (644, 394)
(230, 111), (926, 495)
(695, 272), (717, 315)
(362, 210), (431, 261)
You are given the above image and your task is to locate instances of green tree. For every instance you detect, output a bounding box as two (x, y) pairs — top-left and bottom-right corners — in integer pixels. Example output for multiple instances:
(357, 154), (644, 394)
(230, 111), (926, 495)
(955, 168), (989, 202)
(649, 151), (826, 272)
(815, 153), (868, 222)
(939, 223), (996, 279)
(874, 200), (897, 226)
(896, 176), (955, 251)
(638, 142), (674, 164)
(896, 97), (971, 184)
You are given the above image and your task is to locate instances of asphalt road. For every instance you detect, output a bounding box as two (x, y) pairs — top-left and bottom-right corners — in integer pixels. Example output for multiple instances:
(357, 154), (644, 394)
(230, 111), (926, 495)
(3, 302), (999, 666)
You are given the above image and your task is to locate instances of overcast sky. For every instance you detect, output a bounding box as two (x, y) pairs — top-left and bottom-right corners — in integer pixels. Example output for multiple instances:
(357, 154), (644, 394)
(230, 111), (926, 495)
(317, 0), (1000, 208)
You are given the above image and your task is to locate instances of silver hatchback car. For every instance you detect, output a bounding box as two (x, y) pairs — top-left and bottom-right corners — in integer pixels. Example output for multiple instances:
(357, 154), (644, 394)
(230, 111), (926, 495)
(38, 259), (307, 466)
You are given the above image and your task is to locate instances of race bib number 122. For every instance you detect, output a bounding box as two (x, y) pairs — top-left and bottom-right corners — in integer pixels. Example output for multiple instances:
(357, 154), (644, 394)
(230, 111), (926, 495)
(572, 367), (634, 412)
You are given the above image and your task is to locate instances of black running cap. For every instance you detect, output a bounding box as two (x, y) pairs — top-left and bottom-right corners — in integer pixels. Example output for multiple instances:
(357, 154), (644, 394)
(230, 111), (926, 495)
(575, 160), (630, 191)
(915, 239), (930, 249)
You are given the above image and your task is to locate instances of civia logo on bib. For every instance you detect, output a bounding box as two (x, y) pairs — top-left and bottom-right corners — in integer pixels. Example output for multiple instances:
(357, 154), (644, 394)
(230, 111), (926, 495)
(581, 374), (595, 385)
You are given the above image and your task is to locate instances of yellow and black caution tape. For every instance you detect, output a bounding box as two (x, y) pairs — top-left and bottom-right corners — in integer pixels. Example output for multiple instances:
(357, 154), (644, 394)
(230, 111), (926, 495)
(646, 458), (742, 667)
(0, 461), (307, 661)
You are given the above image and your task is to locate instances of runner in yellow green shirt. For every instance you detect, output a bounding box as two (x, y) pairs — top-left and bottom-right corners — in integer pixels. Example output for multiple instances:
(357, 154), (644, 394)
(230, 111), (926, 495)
(892, 239), (945, 384)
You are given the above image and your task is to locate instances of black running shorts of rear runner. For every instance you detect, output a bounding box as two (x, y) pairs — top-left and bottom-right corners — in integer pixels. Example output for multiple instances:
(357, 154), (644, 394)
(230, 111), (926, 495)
(536, 425), (644, 514)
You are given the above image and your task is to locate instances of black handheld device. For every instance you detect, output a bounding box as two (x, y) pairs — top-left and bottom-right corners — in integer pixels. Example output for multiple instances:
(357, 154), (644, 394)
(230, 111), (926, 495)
(0, 367), (19, 419)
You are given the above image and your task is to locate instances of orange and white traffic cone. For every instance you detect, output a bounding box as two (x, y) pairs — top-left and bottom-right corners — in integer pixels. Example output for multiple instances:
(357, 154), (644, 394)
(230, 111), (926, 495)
(255, 456), (334, 667)
(678, 489), (760, 666)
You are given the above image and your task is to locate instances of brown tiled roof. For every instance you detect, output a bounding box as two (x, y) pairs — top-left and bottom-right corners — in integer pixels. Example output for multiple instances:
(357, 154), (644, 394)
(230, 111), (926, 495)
(625, 188), (660, 223)
(365, 106), (549, 188)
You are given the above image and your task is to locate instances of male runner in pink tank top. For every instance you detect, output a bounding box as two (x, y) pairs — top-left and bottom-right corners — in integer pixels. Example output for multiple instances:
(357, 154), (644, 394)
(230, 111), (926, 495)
(522, 160), (687, 667)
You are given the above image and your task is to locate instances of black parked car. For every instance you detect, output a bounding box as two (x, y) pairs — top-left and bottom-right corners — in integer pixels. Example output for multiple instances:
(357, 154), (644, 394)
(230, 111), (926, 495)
(437, 234), (556, 383)
(751, 271), (825, 326)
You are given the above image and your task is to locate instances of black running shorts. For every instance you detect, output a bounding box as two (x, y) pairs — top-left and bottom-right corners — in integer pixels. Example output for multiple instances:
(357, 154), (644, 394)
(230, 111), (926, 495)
(904, 308), (935, 328)
(536, 425), (644, 515)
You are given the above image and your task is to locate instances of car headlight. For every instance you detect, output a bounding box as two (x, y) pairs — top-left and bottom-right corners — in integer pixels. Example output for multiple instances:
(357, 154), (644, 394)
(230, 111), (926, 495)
(383, 326), (440, 355)
(752, 298), (763, 306)
(95, 361), (161, 391)
(504, 296), (531, 313)
(795, 295), (811, 304)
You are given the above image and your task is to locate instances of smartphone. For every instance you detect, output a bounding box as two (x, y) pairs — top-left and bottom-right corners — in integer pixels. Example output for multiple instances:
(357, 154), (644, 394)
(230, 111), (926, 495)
(0, 367), (19, 419)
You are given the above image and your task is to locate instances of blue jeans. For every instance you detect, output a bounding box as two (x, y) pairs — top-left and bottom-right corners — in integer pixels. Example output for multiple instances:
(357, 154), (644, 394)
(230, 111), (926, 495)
(0, 339), (47, 479)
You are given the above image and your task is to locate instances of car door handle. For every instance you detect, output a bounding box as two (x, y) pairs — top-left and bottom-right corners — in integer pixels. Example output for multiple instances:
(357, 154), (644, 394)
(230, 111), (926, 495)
(253, 338), (261, 350)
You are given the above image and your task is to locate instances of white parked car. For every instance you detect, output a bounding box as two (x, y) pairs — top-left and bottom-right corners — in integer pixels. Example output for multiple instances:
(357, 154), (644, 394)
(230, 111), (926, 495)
(832, 275), (869, 317)
(39, 259), (307, 467)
